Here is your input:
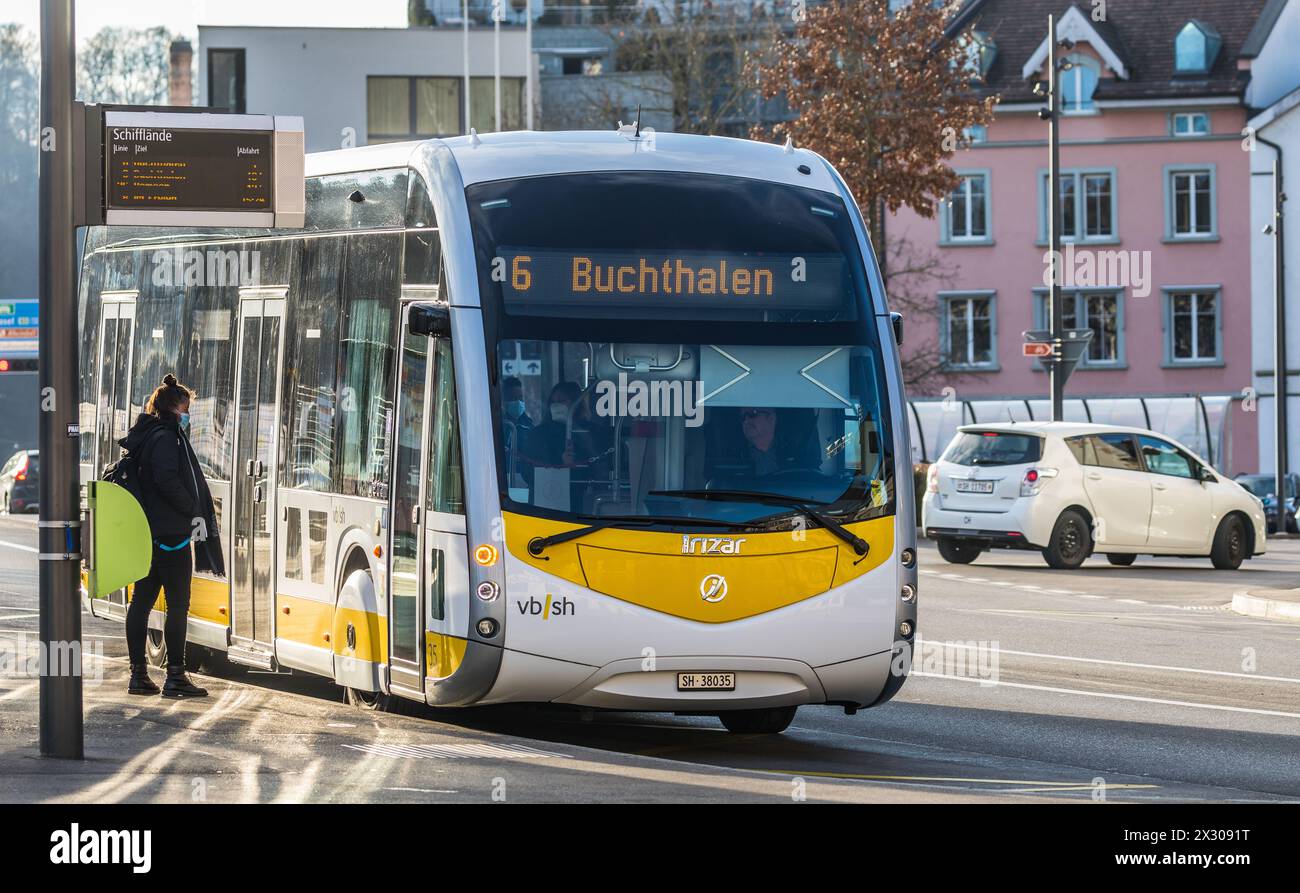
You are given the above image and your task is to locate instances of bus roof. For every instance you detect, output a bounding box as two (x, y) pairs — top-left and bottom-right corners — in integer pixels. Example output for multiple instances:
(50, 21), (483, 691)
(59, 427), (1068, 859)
(305, 130), (845, 196)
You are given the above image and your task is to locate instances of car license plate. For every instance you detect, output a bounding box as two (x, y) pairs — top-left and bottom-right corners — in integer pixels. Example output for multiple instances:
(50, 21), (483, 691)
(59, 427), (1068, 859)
(955, 479), (995, 494)
(677, 672), (735, 691)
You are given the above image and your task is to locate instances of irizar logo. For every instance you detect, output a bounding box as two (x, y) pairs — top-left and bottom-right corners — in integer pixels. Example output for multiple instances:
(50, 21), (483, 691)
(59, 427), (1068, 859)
(49, 824), (151, 873)
(681, 535), (747, 555)
(516, 593), (574, 619)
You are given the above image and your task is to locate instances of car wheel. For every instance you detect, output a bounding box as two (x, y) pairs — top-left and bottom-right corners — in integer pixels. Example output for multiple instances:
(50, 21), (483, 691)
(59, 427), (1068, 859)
(1210, 515), (1247, 570)
(1042, 509), (1091, 569)
(936, 537), (982, 564)
(1105, 553), (1136, 567)
(718, 705), (798, 734)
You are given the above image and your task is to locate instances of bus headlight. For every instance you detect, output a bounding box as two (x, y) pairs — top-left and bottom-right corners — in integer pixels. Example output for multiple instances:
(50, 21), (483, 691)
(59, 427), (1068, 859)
(476, 581), (500, 601)
(899, 620), (914, 638)
(900, 548), (915, 567)
(476, 618), (499, 638)
(474, 543), (500, 566)
(900, 583), (916, 603)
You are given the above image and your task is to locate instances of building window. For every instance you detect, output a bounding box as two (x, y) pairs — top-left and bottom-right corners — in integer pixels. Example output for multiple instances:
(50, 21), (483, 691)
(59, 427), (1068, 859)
(1165, 288), (1221, 364)
(1171, 111), (1210, 136)
(1040, 169), (1116, 242)
(469, 76), (525, 133)
(1060, 55), (1100, 113)
(1036, 290), (1124, 366)
(963, 124), (987, 145)
(941, 172), (991, 244)
(208, 48), (245, 114)
(1175, 21), (1222, 75)
(942, 293), (997, 369)
(368, 76), (461, 141)
(1165, 165), (1217, 239)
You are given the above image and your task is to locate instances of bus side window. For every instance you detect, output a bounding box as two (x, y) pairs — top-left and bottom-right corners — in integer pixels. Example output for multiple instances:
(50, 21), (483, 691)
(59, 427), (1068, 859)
(426, 338), (464, 515)
(403, 171), (441, 287)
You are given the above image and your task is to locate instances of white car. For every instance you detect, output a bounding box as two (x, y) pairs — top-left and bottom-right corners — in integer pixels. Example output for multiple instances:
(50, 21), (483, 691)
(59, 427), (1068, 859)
(921, 422), (1266, 570)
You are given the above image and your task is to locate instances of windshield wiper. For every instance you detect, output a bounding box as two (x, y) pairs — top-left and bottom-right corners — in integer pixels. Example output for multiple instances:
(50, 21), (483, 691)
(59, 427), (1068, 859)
(648, 489), (869, 556)
(527, 514), (751, 557)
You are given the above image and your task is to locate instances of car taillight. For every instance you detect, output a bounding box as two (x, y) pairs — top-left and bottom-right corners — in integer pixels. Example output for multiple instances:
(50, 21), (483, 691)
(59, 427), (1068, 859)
(927, 463), (940, 494)
(1020, 466), (1057, 496)
(13, 456), (27, 481)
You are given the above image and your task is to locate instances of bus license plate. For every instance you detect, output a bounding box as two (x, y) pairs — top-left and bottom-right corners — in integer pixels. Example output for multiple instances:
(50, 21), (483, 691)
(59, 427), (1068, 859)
(677, 672), (735, 691)
(955, 480), (994, 494)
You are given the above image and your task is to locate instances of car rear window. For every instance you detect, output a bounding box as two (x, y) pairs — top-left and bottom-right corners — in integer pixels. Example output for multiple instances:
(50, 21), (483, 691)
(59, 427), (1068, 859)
(944, 431), (1042, 467)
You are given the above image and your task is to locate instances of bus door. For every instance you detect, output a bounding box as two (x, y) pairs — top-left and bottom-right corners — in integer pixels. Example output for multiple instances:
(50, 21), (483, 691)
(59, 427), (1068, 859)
(388, 303), (469, 697)
(229, 292), (286, 662)
(93, 293), (136, 618)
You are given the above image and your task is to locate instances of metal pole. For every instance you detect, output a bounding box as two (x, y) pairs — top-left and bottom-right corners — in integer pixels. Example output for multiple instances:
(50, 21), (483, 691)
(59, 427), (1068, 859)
(463, 0), (471, 134)
(1259, 134), (1288, 508)
(525, 0), (534, 130)
(1047, 15), (1064, 422)
(494, 1), (502, 132)
(38, 0), (83, 760)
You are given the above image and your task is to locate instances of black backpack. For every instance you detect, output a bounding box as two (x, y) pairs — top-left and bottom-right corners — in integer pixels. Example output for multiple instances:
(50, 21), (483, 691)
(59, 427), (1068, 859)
(101, 427), (167, 504)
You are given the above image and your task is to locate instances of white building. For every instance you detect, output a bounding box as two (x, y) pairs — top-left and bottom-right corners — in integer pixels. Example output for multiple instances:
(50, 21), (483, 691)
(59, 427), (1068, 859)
(197, 26), (532, 153)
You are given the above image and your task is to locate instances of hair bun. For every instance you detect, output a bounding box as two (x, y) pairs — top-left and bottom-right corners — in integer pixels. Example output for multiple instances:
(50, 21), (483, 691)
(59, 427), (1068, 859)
(163, 373), (178, 387)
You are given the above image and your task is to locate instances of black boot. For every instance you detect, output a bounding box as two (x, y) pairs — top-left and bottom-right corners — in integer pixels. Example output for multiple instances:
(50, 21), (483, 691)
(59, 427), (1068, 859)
(127, 662), (160, 696)
(162, 664), (208, 699)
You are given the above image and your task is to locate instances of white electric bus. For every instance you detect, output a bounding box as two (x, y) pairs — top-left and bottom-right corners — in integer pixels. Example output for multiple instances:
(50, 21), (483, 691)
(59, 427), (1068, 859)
(79, 130), (916, 734)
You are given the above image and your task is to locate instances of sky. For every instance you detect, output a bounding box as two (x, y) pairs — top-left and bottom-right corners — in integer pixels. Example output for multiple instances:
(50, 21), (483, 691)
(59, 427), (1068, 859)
(1, 0), (411, 39)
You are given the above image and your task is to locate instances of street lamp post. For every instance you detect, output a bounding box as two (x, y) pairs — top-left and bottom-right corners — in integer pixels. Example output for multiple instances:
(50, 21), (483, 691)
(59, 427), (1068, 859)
(38, 0), (83, 759)
(1047, 15), (1064, 422)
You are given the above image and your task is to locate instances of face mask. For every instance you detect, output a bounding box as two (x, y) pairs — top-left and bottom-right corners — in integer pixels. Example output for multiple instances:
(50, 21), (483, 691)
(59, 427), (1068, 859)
(179, 412), (191, 432)
(505, 400), (525, 419)
(549, 403), (570, 423)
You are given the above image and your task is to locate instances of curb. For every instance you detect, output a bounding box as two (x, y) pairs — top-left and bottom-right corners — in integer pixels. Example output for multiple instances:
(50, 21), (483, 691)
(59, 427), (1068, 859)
(1231, 590), (1300, 623)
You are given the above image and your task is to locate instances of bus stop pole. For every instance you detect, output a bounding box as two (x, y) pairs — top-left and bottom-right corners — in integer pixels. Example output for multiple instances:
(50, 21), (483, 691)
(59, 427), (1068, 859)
(38, 0), (84, 760)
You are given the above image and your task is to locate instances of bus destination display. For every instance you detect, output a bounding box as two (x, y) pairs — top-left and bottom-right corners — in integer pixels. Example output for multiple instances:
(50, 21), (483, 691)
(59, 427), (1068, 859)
(499, 249), (848, 312)
(106, 126), (273, 213)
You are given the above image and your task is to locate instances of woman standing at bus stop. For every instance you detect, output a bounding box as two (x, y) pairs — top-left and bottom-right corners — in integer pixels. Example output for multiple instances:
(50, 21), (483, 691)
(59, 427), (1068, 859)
(121, 374), (225, 699)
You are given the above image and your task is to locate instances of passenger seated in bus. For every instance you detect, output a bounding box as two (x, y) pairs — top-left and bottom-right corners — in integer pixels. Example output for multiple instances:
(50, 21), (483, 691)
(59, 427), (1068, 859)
(737, 407), (822, 478)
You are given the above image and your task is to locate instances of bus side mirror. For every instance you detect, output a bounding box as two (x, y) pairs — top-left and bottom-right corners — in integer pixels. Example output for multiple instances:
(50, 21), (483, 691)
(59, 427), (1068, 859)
(890, 311), (904, 346)
(409, 304), (451, 337)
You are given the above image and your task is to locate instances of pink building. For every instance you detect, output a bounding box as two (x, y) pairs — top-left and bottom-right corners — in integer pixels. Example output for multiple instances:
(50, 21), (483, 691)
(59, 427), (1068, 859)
(891, 0), (1285, 475)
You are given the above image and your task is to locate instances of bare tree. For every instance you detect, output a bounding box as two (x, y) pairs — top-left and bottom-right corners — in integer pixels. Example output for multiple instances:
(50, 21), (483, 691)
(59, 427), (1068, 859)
(597, 2), (783, 135)
(881, 234), (972, 395)
(78, 26), (175, 105)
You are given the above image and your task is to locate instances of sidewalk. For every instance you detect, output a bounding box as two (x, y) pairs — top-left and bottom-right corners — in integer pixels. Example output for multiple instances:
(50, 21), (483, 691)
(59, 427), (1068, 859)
(1231, 587), (1300, 622)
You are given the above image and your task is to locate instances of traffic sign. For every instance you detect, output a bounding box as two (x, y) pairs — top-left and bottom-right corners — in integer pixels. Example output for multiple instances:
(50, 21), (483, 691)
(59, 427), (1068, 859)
(1022, 342), (1054, 358)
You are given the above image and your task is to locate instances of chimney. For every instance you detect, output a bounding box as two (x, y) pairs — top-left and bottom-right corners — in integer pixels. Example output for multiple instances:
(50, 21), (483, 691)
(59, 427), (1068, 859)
(169, 39), (194, 106)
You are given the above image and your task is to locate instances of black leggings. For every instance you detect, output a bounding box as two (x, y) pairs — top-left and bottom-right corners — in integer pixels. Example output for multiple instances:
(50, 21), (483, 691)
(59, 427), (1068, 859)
(125, 543), (193, 667)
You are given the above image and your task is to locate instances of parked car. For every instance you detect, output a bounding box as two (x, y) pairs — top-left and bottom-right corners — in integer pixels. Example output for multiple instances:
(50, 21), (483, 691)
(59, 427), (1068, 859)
(1233, 472), (1299, 534)
(922, 423), (1265, 570)
(0, 449), (38, 514)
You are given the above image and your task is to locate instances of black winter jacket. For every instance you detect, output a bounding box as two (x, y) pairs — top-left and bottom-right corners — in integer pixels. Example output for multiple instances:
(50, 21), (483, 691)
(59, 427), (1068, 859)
(118, 414), (226, 576)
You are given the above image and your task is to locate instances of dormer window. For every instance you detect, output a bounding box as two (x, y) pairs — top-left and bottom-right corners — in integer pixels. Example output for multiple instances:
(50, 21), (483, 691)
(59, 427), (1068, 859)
(958, 30), (998, 79)
(1060, 54), (1100, 113)
(1175, 21), (1221, 75)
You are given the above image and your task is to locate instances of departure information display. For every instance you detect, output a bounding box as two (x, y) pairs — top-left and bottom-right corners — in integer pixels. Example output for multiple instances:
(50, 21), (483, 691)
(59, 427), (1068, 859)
(106, 126), (273, 213)
(498, 249), (849, 313)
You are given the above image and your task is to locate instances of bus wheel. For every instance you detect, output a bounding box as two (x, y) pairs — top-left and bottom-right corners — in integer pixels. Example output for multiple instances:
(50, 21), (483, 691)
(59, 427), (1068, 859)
(199, 647), (249, 677)
(718, 705), (798, 734)
(345, 686), (394, 712)
(144, 628), (204, 671)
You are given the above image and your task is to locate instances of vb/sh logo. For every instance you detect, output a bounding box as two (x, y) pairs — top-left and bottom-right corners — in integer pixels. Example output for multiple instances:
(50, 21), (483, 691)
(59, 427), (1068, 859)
(515, 594), (574, 619)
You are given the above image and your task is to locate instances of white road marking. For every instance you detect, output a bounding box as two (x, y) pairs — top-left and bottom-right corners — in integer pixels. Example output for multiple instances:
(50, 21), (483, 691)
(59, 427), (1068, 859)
(385, 787), (458, 794)
(933, 641), (1300, 684)
(344, 741), (568, 760)
(0, 539), (37, 554)
(912, 671), (1300, 720)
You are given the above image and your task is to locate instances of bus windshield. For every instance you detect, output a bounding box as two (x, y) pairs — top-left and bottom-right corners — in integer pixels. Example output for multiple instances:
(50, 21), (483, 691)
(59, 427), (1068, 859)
(468, 171), (894, 528)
